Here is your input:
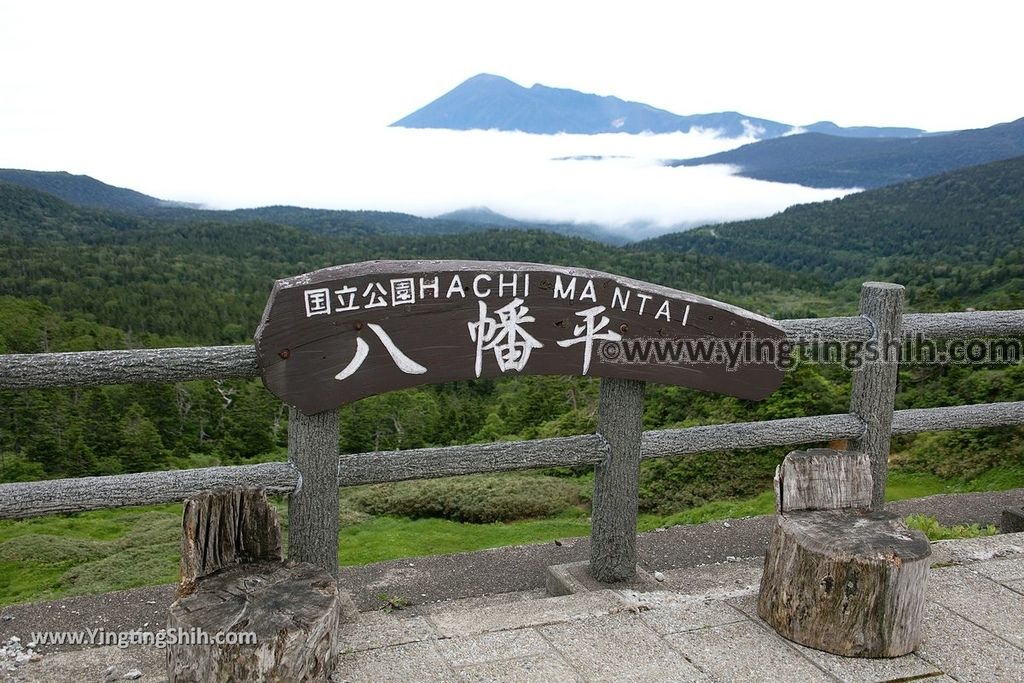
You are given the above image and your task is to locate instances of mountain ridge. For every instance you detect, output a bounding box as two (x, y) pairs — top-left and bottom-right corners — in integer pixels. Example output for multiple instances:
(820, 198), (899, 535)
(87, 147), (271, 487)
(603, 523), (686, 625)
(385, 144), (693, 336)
(669, 118), (1024, 188)
(0, 169), (199, 211)
(640, 154), (1024, 305)
(393, 73), (929, 139)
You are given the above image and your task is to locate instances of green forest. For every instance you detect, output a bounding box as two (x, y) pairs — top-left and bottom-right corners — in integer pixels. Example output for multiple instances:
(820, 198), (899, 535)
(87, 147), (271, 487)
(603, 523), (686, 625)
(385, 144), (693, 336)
(1, 157), (1023, 604)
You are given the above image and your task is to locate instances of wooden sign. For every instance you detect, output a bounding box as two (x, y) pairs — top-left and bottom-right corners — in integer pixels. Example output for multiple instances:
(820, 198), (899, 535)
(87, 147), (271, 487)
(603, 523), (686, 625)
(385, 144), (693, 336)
(255, 260), (786, 415)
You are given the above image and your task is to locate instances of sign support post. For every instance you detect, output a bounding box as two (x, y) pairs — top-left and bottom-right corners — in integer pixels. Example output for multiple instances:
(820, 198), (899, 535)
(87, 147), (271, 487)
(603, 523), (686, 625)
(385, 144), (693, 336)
(591, 377), (646, 582)
(287, 407), (340, 576)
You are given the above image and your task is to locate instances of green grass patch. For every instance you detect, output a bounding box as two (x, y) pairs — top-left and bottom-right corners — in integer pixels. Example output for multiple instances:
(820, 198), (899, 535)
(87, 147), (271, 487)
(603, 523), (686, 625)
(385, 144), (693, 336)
(886, 466), (1024, 501)
(0, 504), (181, 608)
(2, 465), (1022, 608)
(639, 490), (777, 531)
(339, 508), (591, 565)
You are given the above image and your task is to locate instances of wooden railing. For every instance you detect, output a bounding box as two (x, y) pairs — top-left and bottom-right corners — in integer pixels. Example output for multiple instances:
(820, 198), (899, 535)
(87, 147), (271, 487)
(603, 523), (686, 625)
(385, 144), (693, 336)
(2, 283), (1023, 582)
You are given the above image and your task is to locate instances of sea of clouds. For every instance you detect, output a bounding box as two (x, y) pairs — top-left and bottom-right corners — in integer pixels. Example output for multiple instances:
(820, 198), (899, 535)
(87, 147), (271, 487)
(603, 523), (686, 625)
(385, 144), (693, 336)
(14, 126), (856, 241)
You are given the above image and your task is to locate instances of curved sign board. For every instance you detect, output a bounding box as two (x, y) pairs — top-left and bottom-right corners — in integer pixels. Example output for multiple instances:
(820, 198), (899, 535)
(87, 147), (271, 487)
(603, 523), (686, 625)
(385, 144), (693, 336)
(255, 260), (786, 415)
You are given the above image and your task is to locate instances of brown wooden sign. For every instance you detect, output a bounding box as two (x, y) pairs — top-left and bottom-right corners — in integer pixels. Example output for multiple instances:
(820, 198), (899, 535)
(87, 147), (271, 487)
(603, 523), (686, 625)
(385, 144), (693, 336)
(255, 260), (786, 415)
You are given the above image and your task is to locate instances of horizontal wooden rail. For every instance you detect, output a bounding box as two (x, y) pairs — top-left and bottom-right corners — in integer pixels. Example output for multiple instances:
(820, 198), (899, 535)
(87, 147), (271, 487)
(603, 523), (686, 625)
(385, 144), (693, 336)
(640, 414), (865, 459)
(779, 310), (1024, 342)
(0, 346), (259, 389)
(2, 311), (1021, 391)
(338, 434), (608, 486)
(6, 401), (1020, 519)
(903, 310), (1024, 339)
(892, 401), (1024, 434)
(0, 463), (297, 519)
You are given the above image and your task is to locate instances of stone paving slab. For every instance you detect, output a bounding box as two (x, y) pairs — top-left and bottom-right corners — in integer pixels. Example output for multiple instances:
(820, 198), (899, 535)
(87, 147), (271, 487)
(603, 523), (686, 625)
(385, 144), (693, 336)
(335, 640), (458, 683)
(928, 565), (1024, 649)
(337, 610), (437, 653)
(666, 620), (832, 683)
(428, 590), (631, 638)
(624, 591), (747, 635)
(453, 654), (584, 683)
(538, 612), (708, 682)
(929, 533), (1024, 566)
(970, 555), (1024, 582)
(660, 557), (763, 597)
(915, 602), (1024, 682)
(436, 630), (552, 667)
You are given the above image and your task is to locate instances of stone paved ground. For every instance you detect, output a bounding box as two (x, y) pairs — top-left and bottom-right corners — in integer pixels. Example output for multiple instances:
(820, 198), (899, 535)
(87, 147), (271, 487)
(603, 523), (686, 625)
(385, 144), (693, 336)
(5, 532), (1023, 682)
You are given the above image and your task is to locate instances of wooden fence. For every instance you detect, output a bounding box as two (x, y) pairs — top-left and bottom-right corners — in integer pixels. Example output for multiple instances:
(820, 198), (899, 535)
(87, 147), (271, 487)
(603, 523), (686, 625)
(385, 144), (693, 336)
(2, 283), (1023, 581)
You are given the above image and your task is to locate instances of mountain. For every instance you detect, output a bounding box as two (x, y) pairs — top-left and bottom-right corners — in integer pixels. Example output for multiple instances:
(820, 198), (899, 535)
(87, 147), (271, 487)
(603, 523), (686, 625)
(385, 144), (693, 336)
(640, 155), (1024, 305)
(669, 118), (1024, 188)
(0, 169), (199, 211)
(392, 74), (926, 139)
(435, 206), (524, 228)
(802, 121), (934, 138)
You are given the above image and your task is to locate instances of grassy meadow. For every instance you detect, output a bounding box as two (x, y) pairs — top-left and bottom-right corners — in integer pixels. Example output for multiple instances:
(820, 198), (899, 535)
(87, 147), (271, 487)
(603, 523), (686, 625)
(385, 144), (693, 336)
(0, 467), (1016, 608)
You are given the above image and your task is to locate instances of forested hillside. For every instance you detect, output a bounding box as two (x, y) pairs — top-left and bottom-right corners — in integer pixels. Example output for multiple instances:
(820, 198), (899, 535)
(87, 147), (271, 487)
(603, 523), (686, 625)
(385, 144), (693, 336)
(0, 182), (822, 343)
(644, 155), (1024, 308)
(1, 159), (1022, 513)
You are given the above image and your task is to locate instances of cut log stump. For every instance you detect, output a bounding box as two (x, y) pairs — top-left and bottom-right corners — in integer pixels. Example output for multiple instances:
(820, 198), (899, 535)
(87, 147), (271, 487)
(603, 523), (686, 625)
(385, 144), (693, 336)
(167, 489), (341, 682)
(178, 489), (283, 595)
(167, 560), (340, 682)
(758, 449), (931, 658)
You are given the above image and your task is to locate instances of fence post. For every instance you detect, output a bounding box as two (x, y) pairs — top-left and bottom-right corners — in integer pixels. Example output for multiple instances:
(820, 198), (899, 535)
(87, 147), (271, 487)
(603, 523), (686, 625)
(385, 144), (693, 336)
(590, 377), (646, 583)
(849, 282), (905, 510)
(287, 406), (340, 575)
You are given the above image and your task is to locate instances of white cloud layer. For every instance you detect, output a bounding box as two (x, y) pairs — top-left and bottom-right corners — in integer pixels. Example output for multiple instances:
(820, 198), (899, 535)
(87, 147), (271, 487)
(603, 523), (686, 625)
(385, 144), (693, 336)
(2, 126), (852, 240)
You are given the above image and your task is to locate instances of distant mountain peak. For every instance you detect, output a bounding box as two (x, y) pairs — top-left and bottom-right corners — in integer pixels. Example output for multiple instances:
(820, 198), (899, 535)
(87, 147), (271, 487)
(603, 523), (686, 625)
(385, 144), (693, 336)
(392, 74), (927, 140)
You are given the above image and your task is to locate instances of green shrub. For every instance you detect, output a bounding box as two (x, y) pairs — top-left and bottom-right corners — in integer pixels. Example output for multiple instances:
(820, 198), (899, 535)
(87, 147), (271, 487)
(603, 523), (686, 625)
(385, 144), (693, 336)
(348, 474), (581, 523)
(638, 446), (785, 514)
(905, 514), (999, 541)
(891, 427), (1024, 480)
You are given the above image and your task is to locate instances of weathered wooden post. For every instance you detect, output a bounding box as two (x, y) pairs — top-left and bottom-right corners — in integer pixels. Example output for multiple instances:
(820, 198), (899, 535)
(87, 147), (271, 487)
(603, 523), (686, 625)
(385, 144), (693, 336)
(849, 282), (904, 509)
(590, 377), (645, 582)
(287, 407), (340, 575)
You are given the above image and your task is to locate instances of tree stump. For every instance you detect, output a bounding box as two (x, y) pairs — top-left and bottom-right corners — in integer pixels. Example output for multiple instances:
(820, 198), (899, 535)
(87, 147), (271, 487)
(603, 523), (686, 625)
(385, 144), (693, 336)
(178, 489), (283, 595)
(758, 449), (931, 658)
(167, 560), (341, 682)
(167, 489), (341, 682)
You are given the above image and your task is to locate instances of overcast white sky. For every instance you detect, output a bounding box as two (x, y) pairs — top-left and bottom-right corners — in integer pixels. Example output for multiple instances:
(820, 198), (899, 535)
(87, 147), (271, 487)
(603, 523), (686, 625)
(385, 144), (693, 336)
(1, 1), (1021, 234)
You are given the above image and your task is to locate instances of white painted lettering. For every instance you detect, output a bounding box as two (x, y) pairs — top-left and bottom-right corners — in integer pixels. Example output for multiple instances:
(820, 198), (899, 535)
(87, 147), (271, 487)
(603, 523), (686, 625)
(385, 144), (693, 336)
(473, 274), (492, 298)
(553, 275), (577, 300)
(446, 275), (466, 299)
(419, 276), (440, 300)
(636, 292), (652, 315)
(610, 287), (630, 312)
(498, 272), (518, 298)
